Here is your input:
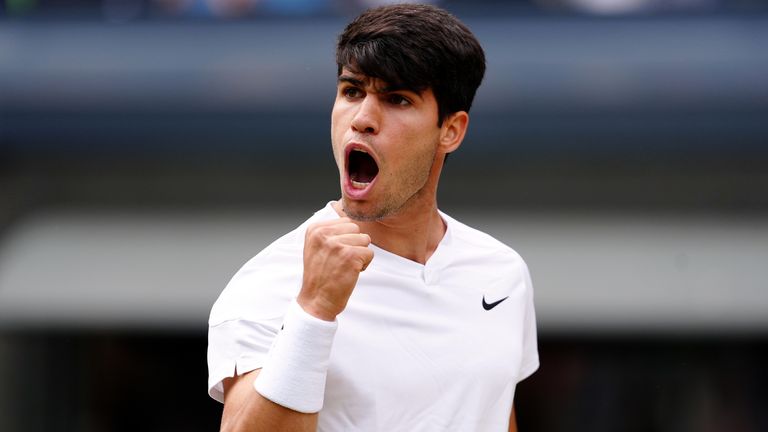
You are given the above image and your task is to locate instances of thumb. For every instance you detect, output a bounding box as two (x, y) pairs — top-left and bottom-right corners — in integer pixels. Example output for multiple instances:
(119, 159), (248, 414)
(360, 248), (374, 272)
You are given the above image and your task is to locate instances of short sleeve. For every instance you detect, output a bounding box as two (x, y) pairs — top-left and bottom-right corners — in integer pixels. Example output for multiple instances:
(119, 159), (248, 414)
(207, 316), (282, 402)
(206, 233), (304, 402)
(517, 262), (539, 382)
(206, 203), (340, 403)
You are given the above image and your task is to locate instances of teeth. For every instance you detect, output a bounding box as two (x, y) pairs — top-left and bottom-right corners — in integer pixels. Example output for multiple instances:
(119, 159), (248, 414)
(351, 180), (369, 189)
(353, 148), (368, 154)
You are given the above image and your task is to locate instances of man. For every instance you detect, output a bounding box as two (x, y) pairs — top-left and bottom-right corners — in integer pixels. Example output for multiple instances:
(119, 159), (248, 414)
(207, 4), (538, 431)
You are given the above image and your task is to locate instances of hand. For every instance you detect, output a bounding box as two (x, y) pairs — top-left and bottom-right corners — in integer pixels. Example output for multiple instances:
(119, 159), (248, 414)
(297, 218), (374, 321)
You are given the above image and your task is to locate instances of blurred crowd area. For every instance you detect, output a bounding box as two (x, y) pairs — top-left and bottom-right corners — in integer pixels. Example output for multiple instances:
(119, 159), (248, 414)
(3, 0), (768, 19)
(1, 0), (767, 431)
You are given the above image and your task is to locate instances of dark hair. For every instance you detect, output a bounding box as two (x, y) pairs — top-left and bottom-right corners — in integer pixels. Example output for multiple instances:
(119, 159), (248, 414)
(336, 4), (486, 126)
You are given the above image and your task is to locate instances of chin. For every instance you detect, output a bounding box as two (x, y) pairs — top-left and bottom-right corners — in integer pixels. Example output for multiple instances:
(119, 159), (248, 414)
(342, 199), (391, 222)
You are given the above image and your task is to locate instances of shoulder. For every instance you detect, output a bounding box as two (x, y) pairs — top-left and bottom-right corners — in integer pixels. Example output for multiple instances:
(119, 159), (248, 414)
(440, 211), (532, 291)
(442, 211), (526, 264)
(209, 203), (339, 325)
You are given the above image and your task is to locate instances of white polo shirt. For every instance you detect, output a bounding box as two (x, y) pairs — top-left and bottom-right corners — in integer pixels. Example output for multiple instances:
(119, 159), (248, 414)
(208, 202), (539, 431)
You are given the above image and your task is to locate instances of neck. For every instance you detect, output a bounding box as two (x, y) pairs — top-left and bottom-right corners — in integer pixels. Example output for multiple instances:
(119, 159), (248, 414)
(368, 200), (445, 265)
(334, 198), (444, 265)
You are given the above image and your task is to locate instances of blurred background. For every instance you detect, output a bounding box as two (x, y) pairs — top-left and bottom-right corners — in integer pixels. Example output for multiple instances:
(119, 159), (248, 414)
(1, 0), (767, 430)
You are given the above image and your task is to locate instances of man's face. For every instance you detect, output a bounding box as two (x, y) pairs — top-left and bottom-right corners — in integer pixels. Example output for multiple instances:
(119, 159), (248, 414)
(331, 68), (443, 221)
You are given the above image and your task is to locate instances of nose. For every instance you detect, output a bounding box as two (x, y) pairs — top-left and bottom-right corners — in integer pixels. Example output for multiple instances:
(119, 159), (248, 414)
(351, 95), (380, 135)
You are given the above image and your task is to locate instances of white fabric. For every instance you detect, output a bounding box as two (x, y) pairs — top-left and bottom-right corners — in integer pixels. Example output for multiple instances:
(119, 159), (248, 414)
(208, 202), (539, 431)
(254, 298), (338, 413)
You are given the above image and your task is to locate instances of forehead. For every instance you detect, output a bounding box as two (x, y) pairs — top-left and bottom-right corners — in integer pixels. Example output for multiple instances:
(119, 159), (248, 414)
(338, 67), (422, 94)
(337, 68), (388, 89)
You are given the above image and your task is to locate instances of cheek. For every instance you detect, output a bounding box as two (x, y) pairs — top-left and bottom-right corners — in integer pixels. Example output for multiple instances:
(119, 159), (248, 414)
(330, 102), (344, 135)
(403, 127), (440, 162)
(331, 143), (345, 175)
(330, 111), (345, 164)
(331, 111), (353, 145)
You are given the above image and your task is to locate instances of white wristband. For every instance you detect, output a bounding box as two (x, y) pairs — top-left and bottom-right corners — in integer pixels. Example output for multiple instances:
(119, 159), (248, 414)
(254, 299), (338, 413)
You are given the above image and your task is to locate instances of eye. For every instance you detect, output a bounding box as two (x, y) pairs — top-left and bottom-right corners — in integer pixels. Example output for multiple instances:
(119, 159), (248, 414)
(342, 86), (364, 99)
(387, 94), (411, 106)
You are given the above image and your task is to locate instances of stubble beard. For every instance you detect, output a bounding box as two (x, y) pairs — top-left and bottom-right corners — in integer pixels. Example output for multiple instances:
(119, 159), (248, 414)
(342, 195), (406, 222)
(342, 205), (390, 222)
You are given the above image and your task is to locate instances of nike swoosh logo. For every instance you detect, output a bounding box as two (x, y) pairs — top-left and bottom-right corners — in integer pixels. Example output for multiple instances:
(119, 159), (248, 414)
(482, 295), (509, 311)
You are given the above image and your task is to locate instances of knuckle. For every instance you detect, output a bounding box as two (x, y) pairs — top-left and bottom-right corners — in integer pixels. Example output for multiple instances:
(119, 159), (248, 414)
(305, 225), (316, 238)
(306, 223), (326, 238)
(316, 226), (334, 241)
(330, 241), (345, 253)
(339, 246), (354, 260)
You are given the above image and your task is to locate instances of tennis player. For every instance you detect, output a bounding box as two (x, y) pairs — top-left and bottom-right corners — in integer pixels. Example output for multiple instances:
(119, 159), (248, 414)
(207, 4), (539, 431)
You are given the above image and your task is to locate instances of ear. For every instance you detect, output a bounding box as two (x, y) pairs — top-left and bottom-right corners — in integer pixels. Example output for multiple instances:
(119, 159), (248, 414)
(438, 111), (469, 154)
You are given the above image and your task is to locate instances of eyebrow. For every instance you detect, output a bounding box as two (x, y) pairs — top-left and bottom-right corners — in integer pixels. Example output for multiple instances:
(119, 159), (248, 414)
(337, 75), (416, 95)
(338, 75), (366, 88)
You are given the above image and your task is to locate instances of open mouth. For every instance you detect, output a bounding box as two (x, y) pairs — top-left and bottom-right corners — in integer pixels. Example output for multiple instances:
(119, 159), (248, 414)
(347, 148), (379, 189)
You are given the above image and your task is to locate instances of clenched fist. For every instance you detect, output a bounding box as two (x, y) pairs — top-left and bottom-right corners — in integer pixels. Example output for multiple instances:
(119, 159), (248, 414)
(297, 217), (374, 321)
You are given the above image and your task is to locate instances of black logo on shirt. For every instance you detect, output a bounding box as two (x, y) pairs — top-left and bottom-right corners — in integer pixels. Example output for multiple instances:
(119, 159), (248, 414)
(482, 295), (509, 311)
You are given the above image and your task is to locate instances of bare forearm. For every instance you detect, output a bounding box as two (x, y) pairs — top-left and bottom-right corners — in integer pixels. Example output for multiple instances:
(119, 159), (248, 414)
(508, 406), (518, 432)
(221, 391), (317, 432)
(220, 371), (318, 432)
